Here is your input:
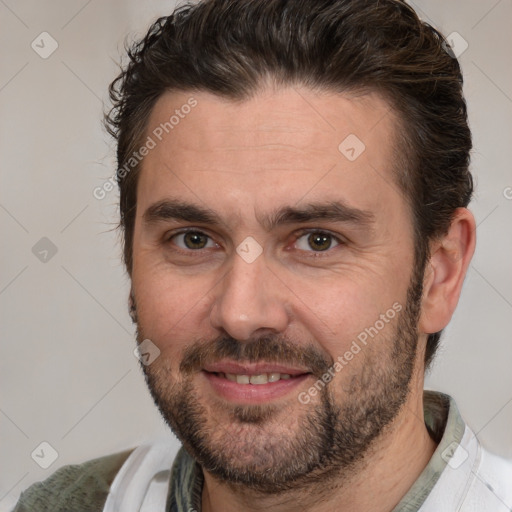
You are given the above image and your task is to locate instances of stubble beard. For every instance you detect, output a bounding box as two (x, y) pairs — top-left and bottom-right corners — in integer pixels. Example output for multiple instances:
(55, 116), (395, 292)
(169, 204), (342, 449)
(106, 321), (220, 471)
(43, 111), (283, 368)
(136, 269), (423, 494)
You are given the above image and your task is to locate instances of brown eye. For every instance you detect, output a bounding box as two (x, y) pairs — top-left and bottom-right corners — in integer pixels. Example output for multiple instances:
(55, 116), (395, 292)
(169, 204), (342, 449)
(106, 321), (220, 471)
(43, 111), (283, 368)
(184, 232), (208, 249)
(295, 231), (340, 252)
(171, 231), (215, 250)
(307, 233), (332, 251)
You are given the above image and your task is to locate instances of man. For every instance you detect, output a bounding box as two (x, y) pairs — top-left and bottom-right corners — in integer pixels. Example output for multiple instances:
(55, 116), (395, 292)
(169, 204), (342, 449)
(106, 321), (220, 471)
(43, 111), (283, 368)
(13, 0), (512, 511)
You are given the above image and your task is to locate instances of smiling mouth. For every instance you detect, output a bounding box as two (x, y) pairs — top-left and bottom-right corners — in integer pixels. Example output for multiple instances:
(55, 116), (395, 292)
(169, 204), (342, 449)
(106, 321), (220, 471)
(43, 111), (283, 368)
(206, 371), (305, 385)
(202, 368), (312, 404)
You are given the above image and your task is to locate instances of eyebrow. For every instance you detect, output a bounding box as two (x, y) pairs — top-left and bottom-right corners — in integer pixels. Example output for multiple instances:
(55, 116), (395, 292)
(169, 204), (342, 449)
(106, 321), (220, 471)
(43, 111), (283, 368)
(142, 199), (374, 231)
(261, 201), (375, 230)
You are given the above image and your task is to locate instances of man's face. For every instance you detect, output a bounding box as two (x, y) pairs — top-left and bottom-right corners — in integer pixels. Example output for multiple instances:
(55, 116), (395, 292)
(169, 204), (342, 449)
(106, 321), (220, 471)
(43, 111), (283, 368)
(131, 87), (423, 491)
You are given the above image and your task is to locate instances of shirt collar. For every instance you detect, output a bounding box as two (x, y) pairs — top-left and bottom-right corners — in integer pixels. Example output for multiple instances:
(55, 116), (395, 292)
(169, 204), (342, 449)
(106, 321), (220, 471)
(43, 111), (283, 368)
(166, 446), (203, 512)
(391, 391), (466, 511)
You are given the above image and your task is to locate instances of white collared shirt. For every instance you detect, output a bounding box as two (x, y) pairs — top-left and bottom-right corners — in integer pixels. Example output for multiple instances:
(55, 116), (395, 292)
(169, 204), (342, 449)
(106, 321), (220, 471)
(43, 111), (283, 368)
(103, 392), (512, 512)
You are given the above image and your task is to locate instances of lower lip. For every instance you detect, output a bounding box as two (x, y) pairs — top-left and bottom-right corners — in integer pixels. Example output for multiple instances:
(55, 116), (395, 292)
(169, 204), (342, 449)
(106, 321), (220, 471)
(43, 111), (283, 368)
(202, 371), (311, 404)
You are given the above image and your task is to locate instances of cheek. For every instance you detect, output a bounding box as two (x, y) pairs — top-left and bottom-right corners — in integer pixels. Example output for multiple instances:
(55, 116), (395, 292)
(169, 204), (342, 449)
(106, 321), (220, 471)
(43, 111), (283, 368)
(286, 272), (404, 358)
(132, 263), (215, 346)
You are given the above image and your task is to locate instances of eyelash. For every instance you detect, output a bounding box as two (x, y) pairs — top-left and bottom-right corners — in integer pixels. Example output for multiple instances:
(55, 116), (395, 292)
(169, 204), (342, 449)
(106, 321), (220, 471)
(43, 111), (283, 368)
(165, 228), (219, 256)
(292, 229), (345, 256)
(165, 228), (345, 256)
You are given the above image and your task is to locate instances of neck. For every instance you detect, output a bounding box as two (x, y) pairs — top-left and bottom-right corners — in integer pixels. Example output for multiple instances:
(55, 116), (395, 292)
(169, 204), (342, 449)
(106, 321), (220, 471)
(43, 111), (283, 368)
(201, 376), (437, 512)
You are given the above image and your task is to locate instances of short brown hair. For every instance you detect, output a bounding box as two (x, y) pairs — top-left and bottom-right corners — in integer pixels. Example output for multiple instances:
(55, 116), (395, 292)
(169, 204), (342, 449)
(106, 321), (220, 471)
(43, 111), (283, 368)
(105, 0), (473, 369)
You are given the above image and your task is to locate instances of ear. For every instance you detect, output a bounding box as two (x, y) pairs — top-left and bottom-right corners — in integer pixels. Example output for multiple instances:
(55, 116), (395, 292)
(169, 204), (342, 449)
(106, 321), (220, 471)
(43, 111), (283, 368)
(419, 208), (476, 335)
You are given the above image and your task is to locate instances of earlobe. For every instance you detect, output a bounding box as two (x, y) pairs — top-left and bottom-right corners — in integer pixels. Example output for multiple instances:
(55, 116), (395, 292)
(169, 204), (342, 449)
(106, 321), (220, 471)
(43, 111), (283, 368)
(419, 208), (476, 335)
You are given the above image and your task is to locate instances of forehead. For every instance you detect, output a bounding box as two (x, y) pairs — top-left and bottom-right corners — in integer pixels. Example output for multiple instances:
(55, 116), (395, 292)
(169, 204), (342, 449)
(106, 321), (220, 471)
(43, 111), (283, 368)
(137, 87), (404, 223)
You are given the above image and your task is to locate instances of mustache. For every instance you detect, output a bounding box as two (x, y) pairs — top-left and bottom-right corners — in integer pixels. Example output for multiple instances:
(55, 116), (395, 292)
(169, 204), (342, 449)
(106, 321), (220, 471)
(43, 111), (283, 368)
(179, 334), (333, 378)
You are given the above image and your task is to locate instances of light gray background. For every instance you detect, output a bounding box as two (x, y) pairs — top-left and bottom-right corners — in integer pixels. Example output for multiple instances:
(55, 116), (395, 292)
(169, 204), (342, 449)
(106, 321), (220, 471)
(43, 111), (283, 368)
(1, 1), (511, 510)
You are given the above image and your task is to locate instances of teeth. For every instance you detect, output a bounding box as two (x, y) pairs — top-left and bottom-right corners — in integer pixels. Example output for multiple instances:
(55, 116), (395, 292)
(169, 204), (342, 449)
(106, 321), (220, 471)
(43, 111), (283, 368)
(249, 374), (268, 385)
(223, 372), (293, 384)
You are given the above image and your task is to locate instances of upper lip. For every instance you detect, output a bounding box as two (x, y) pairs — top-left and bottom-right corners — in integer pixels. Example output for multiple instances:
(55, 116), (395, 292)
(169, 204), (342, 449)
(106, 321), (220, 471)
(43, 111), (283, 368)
(202, 361), (310, 376)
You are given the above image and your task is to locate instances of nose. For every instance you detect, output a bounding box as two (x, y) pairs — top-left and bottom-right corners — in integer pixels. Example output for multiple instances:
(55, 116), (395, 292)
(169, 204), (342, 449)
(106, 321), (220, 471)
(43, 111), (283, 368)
(209, 252), (290, 341)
